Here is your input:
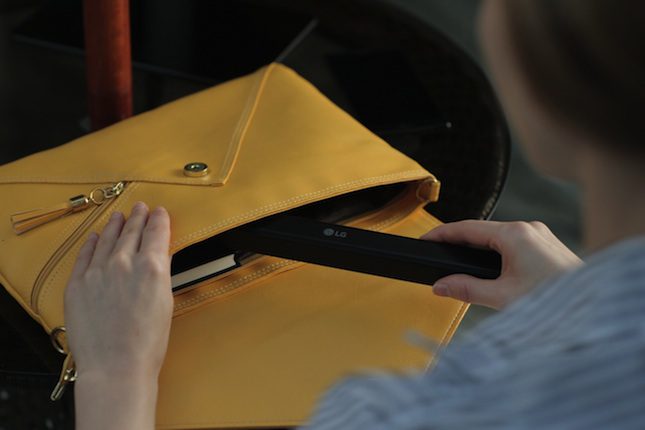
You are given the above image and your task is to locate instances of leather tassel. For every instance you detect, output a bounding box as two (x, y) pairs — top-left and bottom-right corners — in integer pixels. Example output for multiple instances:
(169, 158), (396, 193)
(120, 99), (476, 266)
(11, 195), (91, 235)
(9, 182), (125, 235)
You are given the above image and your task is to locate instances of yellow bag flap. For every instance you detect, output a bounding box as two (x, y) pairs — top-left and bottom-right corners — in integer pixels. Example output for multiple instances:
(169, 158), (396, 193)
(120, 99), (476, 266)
(0, 63), (423, 187)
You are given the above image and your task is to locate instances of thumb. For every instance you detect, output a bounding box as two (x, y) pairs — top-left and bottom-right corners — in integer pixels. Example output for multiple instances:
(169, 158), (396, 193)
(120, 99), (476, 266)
(432, 274), (501, 309)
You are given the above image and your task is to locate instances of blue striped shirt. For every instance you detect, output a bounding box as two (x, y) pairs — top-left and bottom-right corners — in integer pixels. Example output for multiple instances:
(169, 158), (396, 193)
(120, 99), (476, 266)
(302, 237), (645, 429)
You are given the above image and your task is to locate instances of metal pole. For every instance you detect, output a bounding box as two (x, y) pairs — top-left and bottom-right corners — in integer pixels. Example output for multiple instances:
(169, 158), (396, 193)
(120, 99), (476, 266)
(83, 0), (133, 130)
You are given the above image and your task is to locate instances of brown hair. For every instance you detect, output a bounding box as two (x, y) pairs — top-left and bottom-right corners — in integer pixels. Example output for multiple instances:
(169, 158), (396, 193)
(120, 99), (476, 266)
(501, 0), (645, 153)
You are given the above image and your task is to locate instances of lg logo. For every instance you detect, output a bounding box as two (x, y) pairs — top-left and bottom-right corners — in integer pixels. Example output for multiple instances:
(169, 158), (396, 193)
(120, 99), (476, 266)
(323, 228), (347, 238)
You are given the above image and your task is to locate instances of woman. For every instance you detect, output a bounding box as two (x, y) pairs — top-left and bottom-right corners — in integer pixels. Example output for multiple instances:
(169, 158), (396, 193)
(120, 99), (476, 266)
(64, 0), (645, 428)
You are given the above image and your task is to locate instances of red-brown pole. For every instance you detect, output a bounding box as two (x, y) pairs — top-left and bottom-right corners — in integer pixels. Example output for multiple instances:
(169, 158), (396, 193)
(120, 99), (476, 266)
(83, 0), (133, 131)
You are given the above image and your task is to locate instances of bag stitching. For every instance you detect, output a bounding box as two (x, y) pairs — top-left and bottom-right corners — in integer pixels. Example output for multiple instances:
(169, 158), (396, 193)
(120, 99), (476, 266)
(34, 200), (89, 293)
(174, 260), (298, 311)
(30, 210), (86, 313)
(0, 177), (218, 184)
(216, 64), (274, 185)
(171, 169), (428, 248)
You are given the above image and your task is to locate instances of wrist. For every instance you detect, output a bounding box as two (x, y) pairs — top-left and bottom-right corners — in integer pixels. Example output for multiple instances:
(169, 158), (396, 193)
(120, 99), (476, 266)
(74, 368), (159, 430)
(76, 366), (159, 389)
(75, 353), (164, 384)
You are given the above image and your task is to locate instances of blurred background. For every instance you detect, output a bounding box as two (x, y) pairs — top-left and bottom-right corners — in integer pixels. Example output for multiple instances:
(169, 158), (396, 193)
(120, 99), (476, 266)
(0, 0), (581, 428)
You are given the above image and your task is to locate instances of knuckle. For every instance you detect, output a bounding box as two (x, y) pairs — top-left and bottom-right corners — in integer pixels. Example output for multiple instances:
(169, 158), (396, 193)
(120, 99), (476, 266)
(108, 252), (132, 270)
(505, 221), (533, 237)
(145, 221), (165, 235)
(452, 284), (471, 303)
(529, 221), (554, 238)
(138, 254), (168, 276)
(83, 266), (103, 283)
(122, 224), (141, 237)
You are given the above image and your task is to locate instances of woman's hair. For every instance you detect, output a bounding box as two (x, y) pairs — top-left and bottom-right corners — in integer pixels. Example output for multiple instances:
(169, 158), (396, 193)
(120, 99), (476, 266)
(501, 0), (644, 153)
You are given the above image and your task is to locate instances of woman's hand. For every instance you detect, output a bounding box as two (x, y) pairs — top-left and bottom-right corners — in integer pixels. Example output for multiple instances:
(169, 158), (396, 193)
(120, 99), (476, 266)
(65, 201), (173, 378)
(64, 202), (173, 430)
(421, 220), (582, 310)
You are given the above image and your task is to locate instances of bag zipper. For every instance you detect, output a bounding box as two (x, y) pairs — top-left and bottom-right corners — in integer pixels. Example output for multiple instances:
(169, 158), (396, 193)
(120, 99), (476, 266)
(31, 182), (127, 312)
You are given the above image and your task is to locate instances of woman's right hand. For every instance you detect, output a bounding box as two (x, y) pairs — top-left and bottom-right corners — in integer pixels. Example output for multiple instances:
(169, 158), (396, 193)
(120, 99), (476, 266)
(420, 220), (583, 310)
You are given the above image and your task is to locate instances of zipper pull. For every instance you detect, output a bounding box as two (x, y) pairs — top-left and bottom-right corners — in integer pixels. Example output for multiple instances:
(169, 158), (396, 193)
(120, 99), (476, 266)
(49, 326), (77, 401)
(11, 182), (125, 235)
(51, 353), (77, 401)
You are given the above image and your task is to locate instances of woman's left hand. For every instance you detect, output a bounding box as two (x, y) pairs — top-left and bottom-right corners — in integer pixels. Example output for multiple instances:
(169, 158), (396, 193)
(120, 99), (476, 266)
(64, 202), (173, 430)
(65, 202), (173, 379)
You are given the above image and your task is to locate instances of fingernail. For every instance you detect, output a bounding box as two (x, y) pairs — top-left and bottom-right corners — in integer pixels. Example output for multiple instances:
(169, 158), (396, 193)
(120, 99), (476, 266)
(133, 201), (147, 212)
(88, 232), (99, 241)
(433, 283), (448, 296)
(110, 211), (123, 221)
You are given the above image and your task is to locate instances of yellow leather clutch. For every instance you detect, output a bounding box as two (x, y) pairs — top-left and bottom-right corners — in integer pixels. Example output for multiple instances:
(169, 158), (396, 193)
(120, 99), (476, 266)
(0, 63), (468, 429)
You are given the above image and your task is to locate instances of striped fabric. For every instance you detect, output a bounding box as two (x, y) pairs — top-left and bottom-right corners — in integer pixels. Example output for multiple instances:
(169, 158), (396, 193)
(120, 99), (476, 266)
(302, 237), (645, 429)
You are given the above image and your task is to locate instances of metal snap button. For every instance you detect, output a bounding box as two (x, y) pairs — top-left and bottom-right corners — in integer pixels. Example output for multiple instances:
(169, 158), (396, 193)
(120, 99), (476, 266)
(183, 162), (209, 177)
